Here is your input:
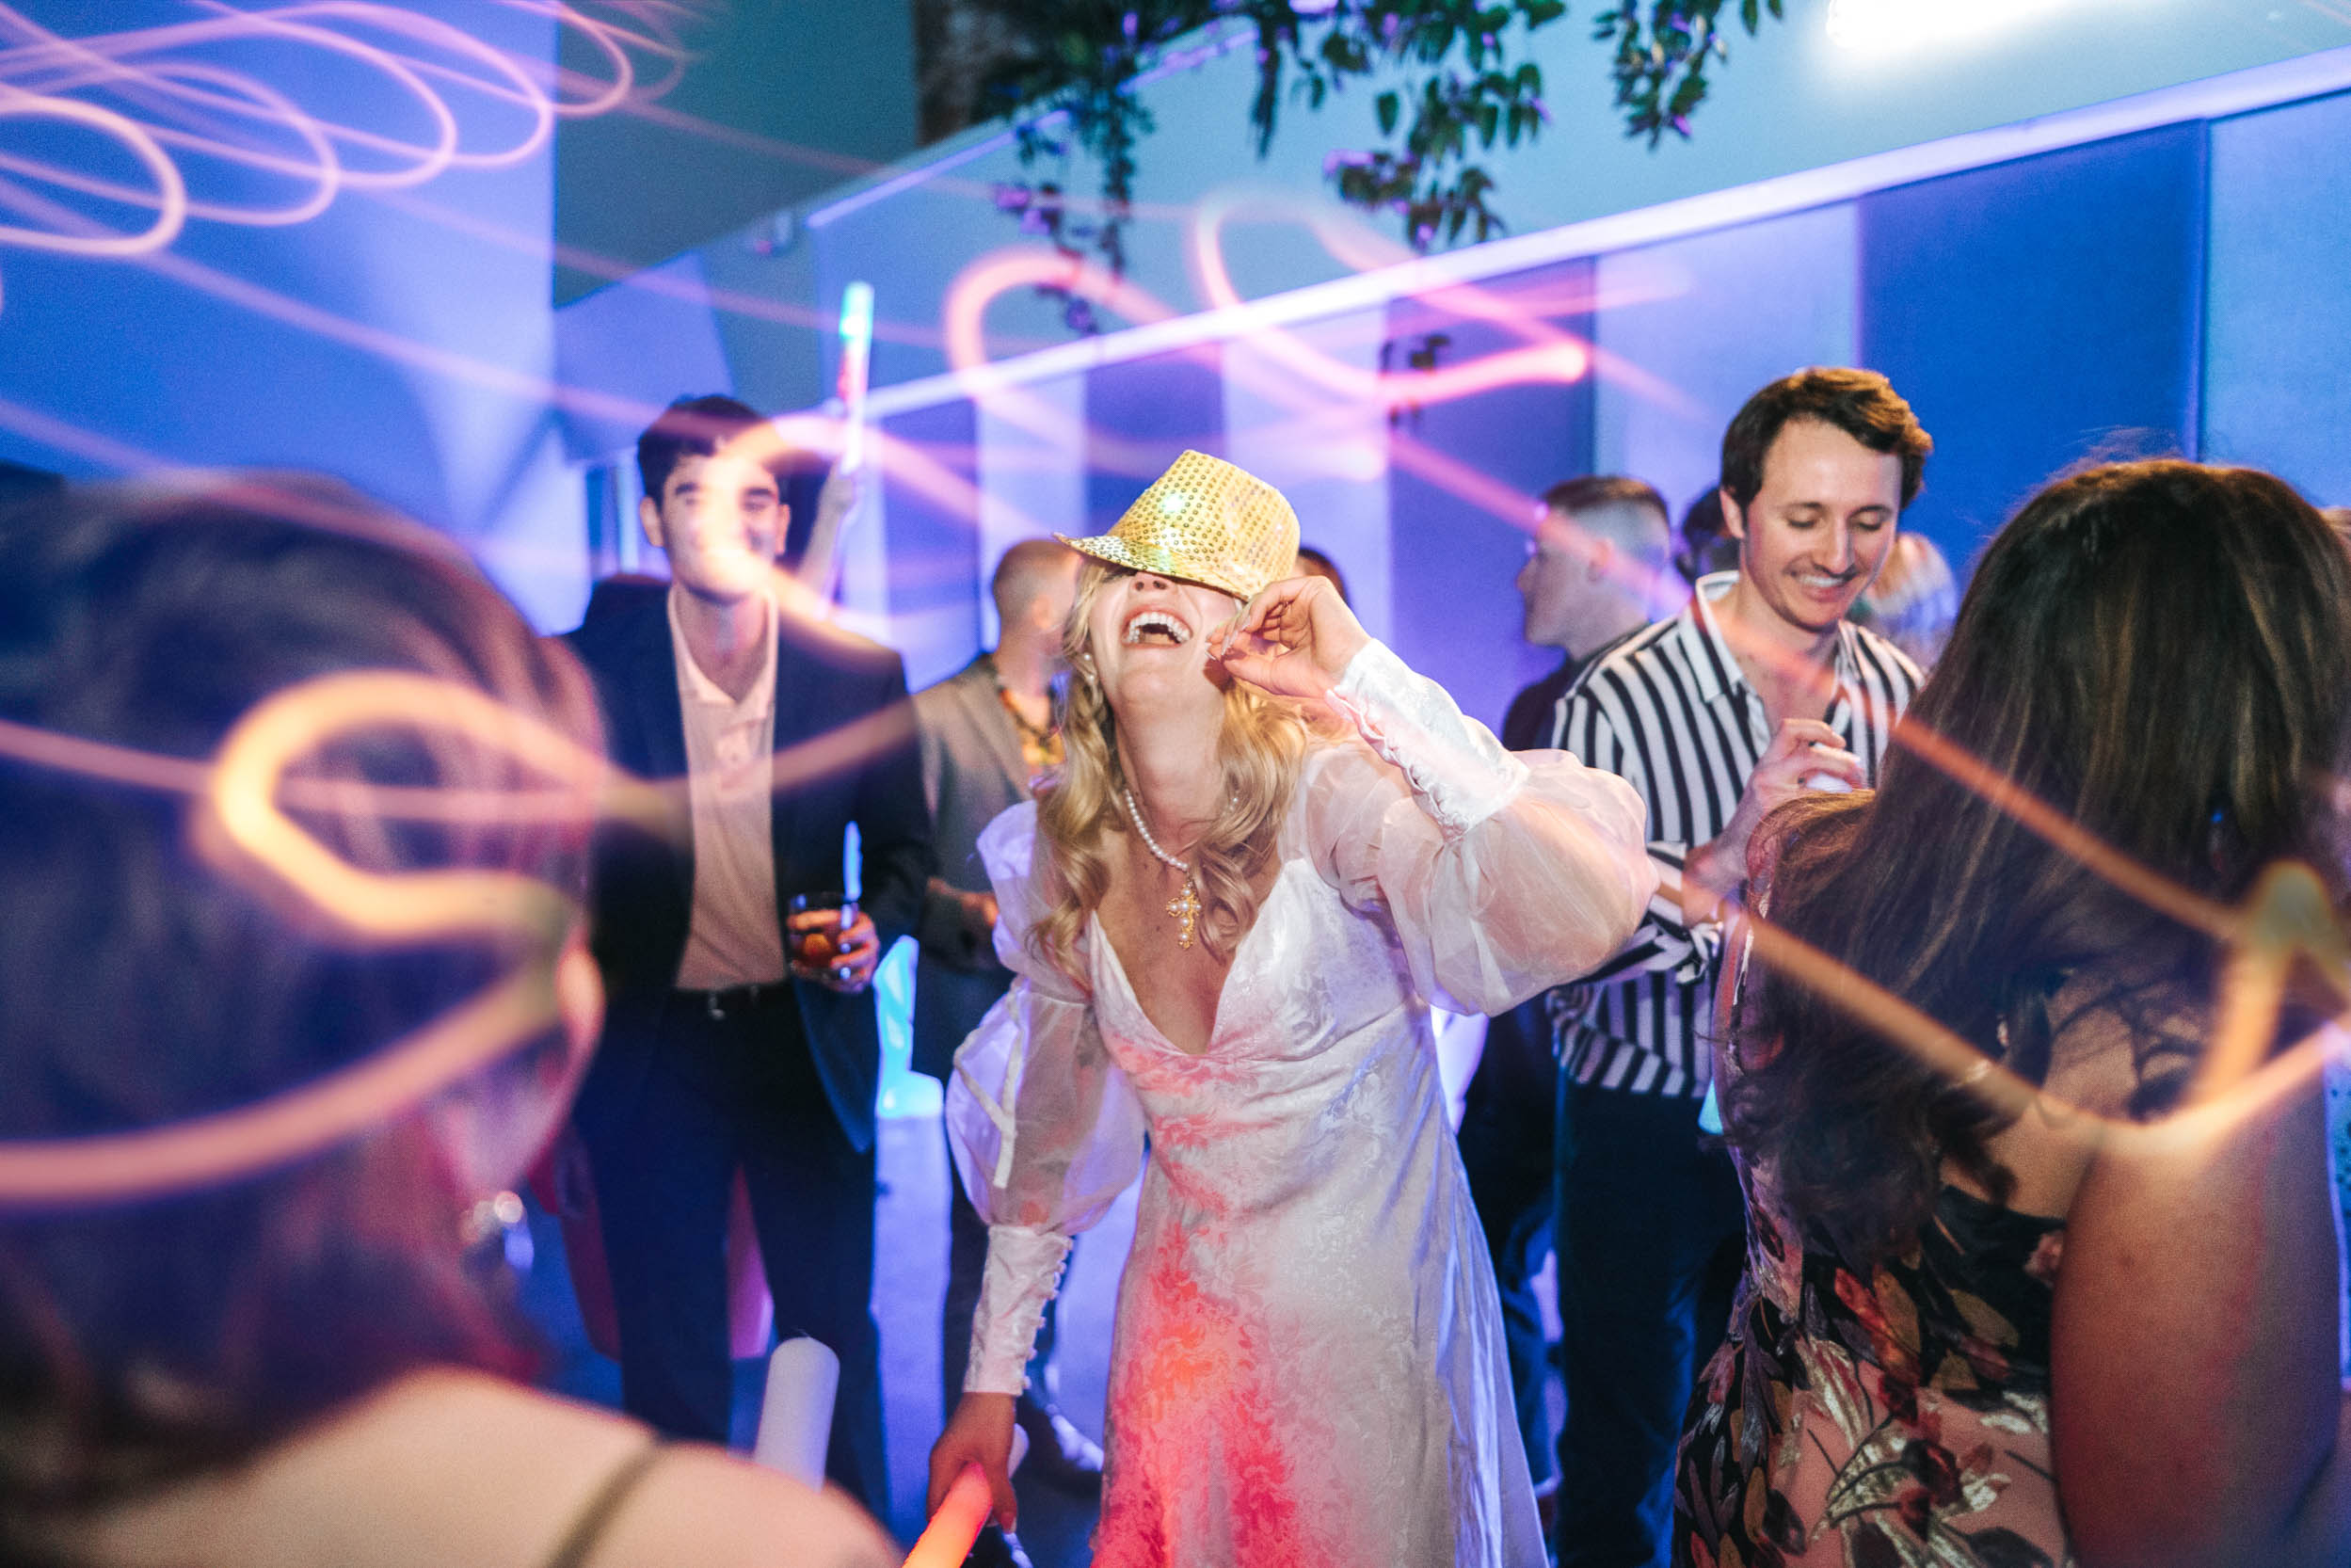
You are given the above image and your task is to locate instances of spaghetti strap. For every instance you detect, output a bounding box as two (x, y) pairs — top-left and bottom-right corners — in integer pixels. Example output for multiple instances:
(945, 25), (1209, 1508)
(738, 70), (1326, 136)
(537, 1438), (665, 1568)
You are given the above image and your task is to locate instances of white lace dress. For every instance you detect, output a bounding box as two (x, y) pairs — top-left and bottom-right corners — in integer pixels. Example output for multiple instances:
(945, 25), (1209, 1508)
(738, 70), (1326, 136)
(946, 641), (1657, 1568)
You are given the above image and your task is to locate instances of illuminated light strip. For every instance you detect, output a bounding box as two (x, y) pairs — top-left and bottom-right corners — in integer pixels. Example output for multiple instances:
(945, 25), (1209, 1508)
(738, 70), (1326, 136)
(938, 223), (1610, 543)
(1826, 0), (2144, 54)
(862, 43), (2351, 420)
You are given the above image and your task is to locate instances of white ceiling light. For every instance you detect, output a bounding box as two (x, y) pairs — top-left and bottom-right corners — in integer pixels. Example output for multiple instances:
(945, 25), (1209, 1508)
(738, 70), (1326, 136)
(1827, 0), (2135, 54)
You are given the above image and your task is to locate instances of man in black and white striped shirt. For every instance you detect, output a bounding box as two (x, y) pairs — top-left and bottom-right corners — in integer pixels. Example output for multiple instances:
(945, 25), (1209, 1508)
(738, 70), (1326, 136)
(1545, 369), (1931, 1568)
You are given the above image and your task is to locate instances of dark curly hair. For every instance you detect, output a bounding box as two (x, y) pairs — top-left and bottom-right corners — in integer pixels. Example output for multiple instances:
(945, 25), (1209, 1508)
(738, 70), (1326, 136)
(1726, 460), (2351, 1268)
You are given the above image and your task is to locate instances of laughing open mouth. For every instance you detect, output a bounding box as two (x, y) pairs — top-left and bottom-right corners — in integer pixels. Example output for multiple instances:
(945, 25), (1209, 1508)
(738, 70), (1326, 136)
(1122, 607), (1192, 647)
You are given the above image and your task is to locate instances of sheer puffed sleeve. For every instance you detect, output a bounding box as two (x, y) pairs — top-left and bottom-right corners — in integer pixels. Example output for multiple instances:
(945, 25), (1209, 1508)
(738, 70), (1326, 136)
(943, 802), (1146, 1395)
(1303, 639), (1656, 1014)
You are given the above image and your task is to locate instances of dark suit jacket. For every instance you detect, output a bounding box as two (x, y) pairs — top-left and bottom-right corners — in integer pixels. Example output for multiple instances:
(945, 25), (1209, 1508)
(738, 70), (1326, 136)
(1503, 650), (1585, 753)
(908, 654), (1036, 1081)
(564, 582), (934, 1154)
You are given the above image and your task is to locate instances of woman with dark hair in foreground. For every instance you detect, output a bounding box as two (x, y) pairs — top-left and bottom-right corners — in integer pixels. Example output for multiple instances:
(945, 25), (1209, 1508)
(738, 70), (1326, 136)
(1676, 460), (2351, 1568)
(0, 476), (894, 1568)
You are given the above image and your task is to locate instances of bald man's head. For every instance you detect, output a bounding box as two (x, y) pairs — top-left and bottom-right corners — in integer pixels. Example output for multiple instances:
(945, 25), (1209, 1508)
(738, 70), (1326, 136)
(991, 538), (1080, 649)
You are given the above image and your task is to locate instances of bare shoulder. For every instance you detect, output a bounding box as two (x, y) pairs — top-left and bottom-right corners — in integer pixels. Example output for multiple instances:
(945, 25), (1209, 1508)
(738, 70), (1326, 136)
(1979, 976), (2205, 1218)
(57, 1370), (659, 1568)
(2041, 975), (2201, 1125)
(588, 1445), (899, 1568)
(360, 1374), (897, 1566)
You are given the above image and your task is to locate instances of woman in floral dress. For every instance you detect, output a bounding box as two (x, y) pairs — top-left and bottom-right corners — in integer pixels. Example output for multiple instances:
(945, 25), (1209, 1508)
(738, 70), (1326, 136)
(1675, 461), (2351, 1568)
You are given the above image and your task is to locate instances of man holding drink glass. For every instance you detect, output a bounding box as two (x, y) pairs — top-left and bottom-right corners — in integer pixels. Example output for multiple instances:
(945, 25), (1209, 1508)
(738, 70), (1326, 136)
(565, 395), (934, 1515)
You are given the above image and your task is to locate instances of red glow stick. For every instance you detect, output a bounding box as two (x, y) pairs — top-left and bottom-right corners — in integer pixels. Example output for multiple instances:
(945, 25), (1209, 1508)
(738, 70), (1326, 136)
(903, 1464), (993, 1568)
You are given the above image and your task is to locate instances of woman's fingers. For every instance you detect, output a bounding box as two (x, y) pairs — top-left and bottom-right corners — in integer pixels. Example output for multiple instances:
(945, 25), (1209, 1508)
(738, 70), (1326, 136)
(984, 1456), (1018, 1530)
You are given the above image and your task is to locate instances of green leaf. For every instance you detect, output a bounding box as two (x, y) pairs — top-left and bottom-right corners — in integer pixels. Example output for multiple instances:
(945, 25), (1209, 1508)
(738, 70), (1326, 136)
(1376, 88), (1400, 136)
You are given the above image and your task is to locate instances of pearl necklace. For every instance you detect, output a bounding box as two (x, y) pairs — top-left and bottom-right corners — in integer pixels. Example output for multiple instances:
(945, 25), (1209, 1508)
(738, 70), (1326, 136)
(1121, 785), (1202, 951)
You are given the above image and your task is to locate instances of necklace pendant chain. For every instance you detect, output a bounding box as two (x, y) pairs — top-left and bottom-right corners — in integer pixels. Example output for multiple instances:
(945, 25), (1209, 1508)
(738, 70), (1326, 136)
(1122, 786), (1201, 951)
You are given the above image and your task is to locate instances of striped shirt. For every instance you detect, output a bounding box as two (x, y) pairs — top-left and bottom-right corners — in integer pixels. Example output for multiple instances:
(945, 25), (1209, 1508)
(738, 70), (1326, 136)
(1545, 570), (1922, 1097)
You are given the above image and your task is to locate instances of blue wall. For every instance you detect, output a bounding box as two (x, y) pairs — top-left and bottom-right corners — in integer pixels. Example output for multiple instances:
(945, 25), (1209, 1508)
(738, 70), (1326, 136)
(1385, 258), (1597, 730)
(2203, 88), (2351, 508)
(1083, 345), (1229, 531)
(879, 397), (984, 689)
(1860, 125), (2210, 568)
(1592, 202), (1861, 528)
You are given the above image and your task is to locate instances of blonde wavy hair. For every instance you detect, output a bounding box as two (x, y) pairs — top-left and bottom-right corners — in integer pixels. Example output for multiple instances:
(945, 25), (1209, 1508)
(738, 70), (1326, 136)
(1031, 560), (1324, 984)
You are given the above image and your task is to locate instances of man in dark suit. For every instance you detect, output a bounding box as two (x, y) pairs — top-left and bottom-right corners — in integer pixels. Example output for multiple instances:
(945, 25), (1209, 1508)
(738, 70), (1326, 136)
(566, 394), (933, 1514)
(1460, 474), (1673, 1528)
(910, 540), (1101, 1520)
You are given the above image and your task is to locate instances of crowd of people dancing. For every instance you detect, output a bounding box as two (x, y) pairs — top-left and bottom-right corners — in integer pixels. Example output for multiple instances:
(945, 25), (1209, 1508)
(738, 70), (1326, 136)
(0, 363), (2346, 1568)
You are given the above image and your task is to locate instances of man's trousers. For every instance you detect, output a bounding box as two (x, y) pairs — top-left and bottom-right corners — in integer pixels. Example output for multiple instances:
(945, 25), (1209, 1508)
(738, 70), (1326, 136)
(577, 987), (888, 1513)
(1552, 1080), (1745, 1568)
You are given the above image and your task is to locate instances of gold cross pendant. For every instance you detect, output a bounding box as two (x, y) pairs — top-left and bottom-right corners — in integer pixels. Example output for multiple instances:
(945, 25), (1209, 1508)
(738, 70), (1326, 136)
(1166, 877), (1201, 951)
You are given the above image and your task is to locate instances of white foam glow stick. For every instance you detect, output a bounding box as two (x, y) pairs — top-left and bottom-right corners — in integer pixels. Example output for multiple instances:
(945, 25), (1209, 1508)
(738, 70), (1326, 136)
(751, 1336), (840, 1486)
(838, 280), (873, 474)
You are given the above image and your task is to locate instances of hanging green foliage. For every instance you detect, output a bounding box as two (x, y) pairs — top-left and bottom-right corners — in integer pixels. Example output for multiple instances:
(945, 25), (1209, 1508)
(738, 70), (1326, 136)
(981, 1), (1787, 328)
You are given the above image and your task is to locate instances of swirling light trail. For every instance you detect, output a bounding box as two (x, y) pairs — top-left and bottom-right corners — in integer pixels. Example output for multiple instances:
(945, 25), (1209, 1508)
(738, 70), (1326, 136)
(0, 2), (693, 307)
(0, 605), (2337, 1229)
(0, 81), (184, 253)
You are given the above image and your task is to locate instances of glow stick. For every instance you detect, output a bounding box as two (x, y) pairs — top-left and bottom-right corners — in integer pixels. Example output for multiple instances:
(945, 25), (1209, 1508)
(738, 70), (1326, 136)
(900, 1427), (1027, 1567)
(751, 1336), (839, 1486)
(904, 1464), (992, 1568)
(838, 280), (874, 473)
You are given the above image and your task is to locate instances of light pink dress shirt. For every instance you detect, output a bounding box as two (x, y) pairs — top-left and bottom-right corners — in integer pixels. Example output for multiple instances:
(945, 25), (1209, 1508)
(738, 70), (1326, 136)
(668, 585), (788, 990)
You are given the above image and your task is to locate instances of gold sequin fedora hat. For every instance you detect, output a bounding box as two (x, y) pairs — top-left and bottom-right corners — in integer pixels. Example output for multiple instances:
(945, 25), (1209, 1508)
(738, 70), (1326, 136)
(1057, 450), (1301, 603)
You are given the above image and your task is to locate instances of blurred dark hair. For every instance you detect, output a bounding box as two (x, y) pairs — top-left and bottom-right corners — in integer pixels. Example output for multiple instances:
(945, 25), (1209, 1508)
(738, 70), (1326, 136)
(1728, 461), (2351, 1268)
(1720, 368), (1933, 512)
(1293, 544), (1350, 605)
(1541, 474), (1668, 523)
(1674, 487), (1742, 586)
(0, 474), (601, 1532)
(635, 392), (776, 504)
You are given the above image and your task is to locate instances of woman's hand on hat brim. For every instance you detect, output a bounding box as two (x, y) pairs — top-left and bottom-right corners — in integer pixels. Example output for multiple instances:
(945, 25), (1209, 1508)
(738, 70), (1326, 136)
(1207, 575), (1369, 700)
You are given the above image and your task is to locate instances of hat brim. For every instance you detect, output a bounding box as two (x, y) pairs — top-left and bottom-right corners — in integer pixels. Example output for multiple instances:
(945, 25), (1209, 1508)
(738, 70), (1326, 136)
(1054, 532), (1253, 602)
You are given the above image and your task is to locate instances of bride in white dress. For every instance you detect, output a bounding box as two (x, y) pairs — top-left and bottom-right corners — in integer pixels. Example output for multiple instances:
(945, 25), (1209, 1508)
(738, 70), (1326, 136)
(926, 453), (1657, 1568)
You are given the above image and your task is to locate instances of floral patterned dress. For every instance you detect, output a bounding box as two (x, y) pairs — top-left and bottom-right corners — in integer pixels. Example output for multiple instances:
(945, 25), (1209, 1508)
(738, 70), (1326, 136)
(1673, 1172), (2075, 1568)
